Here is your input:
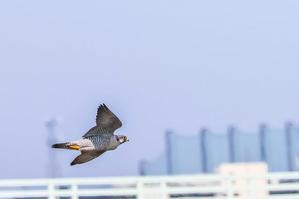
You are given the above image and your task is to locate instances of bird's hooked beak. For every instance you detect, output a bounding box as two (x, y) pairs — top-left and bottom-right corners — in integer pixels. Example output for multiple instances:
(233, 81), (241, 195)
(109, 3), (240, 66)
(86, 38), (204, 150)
(124, 136), (129, 142)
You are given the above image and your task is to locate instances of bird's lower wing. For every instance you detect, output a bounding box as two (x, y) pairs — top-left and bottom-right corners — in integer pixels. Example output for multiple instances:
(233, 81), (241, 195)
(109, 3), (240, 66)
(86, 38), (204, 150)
(71, 151), (105, 166)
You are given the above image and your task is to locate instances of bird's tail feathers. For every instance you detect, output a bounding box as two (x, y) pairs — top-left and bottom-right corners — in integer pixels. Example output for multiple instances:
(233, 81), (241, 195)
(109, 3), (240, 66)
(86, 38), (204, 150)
(52, 142), (80, 150)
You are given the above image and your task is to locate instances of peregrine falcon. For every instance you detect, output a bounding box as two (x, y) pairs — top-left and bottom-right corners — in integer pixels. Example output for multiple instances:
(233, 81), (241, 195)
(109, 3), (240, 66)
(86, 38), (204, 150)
(52, 104), (128, 166)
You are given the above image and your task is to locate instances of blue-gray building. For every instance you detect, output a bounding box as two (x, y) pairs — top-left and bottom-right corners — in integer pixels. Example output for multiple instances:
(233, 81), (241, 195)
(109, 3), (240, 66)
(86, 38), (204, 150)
(140, 123), (299, 175)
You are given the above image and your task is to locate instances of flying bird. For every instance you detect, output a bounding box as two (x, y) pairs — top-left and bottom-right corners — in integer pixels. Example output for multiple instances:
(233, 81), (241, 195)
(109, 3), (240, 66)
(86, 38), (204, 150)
(52, 104), (128, 166)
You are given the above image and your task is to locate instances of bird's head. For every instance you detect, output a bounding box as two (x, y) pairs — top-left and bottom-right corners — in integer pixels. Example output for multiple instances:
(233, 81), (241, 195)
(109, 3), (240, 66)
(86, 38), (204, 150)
(116, 135), (129, 144)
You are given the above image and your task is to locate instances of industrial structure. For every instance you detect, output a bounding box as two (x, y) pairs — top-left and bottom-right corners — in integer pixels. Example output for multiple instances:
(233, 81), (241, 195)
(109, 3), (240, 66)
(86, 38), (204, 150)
(141, 123), (299, 175)
(45, 118), (61, 178)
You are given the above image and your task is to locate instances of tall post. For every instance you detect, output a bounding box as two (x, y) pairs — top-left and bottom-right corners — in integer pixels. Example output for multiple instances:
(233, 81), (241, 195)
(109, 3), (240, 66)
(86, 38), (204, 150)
(259, 123), (267, 162)
(285, 121), (294, 171)
(200, 128), (208, 173)
(138, 160), (147, 176)
(165, 130), (173, 175)
(228, 126), (236, 163)
(45, 118), (61, 178)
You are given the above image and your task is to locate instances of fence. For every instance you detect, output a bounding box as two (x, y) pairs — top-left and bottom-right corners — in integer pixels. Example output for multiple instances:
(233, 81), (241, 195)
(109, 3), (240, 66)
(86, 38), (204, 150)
(0, 172), (299, 199)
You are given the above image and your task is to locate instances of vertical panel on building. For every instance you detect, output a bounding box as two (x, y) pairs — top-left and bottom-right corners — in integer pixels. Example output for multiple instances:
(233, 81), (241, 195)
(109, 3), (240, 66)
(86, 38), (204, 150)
(141, 154), (167, 175)
(234, 131), (261, 162)
(200, 128), (208, 173)
(265, 129), (288, 171)
(169, 133), (202, 174)
(285, 123), (299, 171)
(285, 122), (294, 171)
(228, 126), (236, 163)
(205, 132), (230, 172)
(294, 126), (299, 171)
(259, 124), (267, 162)
(165, 130), (173, 175)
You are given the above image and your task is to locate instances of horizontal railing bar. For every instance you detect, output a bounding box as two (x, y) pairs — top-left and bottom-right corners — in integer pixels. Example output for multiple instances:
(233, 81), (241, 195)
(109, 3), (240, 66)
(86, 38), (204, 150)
(268, 194), (299, 199)
(1, 172), (299, 198)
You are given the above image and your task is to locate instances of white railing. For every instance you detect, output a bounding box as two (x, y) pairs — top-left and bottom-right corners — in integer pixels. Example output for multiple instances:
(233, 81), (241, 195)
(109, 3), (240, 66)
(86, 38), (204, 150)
(0, 172), (299, 199)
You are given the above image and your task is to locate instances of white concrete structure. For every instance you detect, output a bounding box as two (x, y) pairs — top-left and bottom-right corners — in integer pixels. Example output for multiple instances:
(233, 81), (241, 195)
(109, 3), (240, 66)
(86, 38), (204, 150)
(0, 172), (299, 199)
(217, 162), (268, 199)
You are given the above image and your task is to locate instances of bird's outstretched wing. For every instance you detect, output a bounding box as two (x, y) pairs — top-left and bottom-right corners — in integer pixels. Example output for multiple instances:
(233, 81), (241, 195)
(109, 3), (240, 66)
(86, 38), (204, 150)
(71, 151), (105, 166)
(96, 104), (122, 129)
(82, 104), (122, 137)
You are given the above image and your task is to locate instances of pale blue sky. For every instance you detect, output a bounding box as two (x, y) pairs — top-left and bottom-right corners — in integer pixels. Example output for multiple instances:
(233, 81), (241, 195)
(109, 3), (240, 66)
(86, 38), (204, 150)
(0, 0), (298, 178)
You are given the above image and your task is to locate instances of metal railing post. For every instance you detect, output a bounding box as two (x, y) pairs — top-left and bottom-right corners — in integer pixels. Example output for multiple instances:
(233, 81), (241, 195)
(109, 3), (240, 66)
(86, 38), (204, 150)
(48, 182), (55, 199)
(226, 175), (234, 199)
(137, 179), (144, 199)
(71, 184), (79, 199)
(160, 181), (169, 199)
